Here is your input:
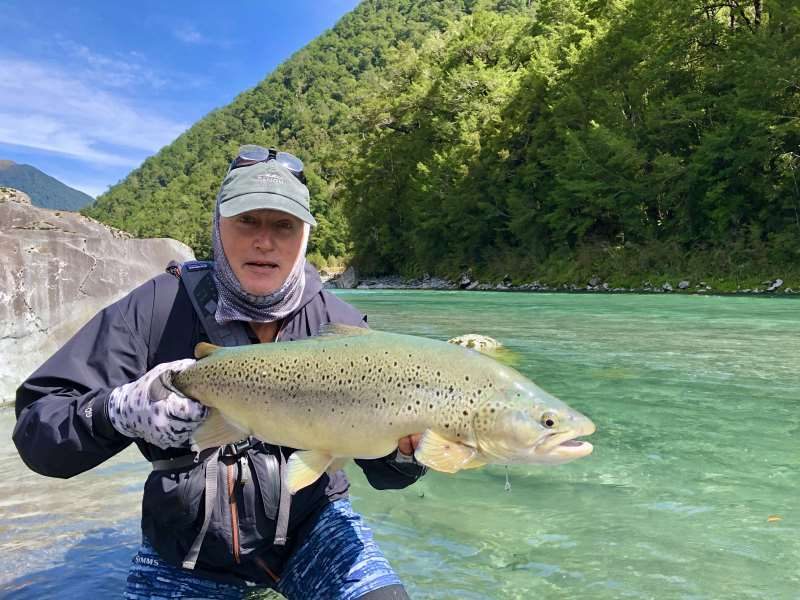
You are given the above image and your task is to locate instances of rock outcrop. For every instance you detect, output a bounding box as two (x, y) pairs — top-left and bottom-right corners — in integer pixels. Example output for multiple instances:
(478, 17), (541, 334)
(333, 266), (359, 289)
(0, 188), (194, 403)
(447, 334), (503, 352)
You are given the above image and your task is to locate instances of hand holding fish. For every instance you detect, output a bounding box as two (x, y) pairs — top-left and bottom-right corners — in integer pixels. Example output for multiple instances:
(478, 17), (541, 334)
(397, 433), (422, 456)
(107, 359), (208, 449)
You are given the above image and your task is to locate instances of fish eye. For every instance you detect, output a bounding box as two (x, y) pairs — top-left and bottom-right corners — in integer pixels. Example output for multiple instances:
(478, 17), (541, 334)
(541, 412), (558, 429)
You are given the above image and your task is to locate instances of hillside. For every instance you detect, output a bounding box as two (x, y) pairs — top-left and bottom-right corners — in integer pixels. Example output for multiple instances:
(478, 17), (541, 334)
(0, 161), (94, 211)
(84, 0), (800, 289)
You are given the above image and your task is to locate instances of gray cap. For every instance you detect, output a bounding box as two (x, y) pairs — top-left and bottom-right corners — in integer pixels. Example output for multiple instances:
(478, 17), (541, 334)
(217, 160), (316, 226)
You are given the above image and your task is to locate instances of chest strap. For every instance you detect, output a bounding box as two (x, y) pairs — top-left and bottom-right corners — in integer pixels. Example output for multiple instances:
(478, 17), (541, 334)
(178, 261), (252, 347)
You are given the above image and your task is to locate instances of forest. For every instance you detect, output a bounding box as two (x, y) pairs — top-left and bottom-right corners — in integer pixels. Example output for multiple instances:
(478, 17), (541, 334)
(83, 0), (800, 289)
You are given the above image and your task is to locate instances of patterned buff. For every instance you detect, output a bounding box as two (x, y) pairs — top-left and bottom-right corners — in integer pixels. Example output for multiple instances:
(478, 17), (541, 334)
(212, 203), (310, 325)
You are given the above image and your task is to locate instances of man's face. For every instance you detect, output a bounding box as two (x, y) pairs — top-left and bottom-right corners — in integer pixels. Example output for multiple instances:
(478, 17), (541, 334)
(219, 208), (305, 296)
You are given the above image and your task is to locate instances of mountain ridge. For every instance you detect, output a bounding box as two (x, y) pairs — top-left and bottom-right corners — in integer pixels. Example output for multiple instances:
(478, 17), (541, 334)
(0, 161), (94, 211)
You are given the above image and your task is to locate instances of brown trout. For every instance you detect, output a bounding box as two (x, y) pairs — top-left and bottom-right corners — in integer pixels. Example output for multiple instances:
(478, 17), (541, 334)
(173, 324), (595, 493)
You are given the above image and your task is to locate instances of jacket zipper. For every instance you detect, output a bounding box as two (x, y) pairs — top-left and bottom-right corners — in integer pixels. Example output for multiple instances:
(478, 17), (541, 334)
(227, 462), (240, 564)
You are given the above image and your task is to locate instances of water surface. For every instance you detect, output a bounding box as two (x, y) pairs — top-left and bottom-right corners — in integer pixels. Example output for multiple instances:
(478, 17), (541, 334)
(1, 291), (797, 598)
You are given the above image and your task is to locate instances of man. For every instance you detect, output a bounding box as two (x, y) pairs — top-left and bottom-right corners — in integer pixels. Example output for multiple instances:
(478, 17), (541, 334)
(14, 145), (425, 599)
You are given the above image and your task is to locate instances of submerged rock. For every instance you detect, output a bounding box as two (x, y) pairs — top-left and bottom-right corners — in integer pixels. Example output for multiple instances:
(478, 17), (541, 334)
(0, 189), (194, 402)
(447, 334), (502, 352)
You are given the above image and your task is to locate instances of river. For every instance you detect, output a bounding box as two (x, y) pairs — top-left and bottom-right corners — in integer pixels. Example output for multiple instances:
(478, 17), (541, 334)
(1, 291), (797, 599)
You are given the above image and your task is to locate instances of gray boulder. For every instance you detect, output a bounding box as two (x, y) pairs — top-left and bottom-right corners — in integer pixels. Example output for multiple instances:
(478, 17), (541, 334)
(767, 278), (783, 292)
(678, 280), (690, 290)
(0, 188), (194, 403)
(334, 266), (358, 289)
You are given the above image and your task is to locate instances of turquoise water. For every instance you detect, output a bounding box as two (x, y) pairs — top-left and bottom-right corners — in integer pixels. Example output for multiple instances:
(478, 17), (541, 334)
(1, 291), (798, 599)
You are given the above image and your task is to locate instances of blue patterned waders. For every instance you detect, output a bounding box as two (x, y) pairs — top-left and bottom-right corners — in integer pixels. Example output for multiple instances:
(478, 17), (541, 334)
(124, 499), (403, 600)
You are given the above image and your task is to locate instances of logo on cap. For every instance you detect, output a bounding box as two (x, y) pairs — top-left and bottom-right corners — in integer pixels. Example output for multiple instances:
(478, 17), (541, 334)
(256, 173), (285, 185)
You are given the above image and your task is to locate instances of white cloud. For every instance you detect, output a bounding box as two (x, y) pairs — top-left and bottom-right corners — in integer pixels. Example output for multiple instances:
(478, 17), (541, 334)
(57, 39), (168, 89)
(172, 23), (233, 49)
(174, 25), (207, 45)
(0, 57), (188, 167)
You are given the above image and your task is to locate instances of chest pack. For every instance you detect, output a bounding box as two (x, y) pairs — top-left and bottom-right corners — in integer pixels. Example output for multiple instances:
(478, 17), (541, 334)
(157, 260), (292, 574)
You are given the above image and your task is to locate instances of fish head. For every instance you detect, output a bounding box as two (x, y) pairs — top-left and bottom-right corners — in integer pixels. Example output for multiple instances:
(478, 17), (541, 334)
(473, 381), (595, 466)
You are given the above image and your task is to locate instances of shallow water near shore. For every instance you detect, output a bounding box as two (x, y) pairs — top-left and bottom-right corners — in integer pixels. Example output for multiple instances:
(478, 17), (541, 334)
(1, 291), (798, 599)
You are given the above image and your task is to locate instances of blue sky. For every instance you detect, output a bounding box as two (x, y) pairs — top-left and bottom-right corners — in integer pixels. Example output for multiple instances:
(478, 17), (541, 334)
(0, 0), (361, 198)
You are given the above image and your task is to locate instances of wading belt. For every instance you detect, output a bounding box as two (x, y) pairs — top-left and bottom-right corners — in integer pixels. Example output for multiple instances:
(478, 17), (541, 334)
(150, 261), (293, 570)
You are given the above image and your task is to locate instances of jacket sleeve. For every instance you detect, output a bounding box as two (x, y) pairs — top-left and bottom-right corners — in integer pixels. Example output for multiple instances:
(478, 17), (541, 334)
(355, 452), (427, 490)
(13, 278), (160, 479)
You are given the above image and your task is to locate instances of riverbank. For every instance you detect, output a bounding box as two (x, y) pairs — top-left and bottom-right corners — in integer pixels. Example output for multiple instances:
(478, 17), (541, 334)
(325, 270), (798, 296)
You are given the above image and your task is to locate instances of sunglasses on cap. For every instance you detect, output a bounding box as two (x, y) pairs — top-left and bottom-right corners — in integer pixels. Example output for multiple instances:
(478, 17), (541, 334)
(230, 144), (307, 184)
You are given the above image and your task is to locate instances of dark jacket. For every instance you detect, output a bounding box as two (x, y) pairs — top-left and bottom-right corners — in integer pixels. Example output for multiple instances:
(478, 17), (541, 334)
(13, 263), (424, 585)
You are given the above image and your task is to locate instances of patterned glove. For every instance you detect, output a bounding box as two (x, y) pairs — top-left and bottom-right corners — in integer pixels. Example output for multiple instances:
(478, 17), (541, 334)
(107, 359), (208, 449)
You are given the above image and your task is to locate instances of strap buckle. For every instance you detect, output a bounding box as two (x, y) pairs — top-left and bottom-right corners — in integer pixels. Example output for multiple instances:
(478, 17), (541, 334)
(221, 438), (254, 457)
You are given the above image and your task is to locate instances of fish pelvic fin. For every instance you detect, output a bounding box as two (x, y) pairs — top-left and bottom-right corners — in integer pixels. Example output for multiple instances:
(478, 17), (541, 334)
(190, 408), (249, 452)
(286, 450), (334, 494)
(316, 323), (375, 338)
(195, 342), (223, 359)
(414, 429), (484, 473)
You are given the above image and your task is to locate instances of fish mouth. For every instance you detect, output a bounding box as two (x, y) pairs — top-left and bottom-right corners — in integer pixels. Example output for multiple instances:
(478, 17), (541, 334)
(550, 438), (593, 460)
(532, 418), (595, 464)
(526, 435), (593, 464)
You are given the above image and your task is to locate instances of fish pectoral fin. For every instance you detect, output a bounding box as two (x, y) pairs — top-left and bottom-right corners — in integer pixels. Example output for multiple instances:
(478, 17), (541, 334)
(286, 450), (334, 494)
(326, 457), (350, 475)
(316, 323), (375, 338)
(413, 429), (481, 474)
(190, 408), (250, 452)
(461, 455), (488, 469)
(194, 342), (223, 359)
